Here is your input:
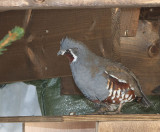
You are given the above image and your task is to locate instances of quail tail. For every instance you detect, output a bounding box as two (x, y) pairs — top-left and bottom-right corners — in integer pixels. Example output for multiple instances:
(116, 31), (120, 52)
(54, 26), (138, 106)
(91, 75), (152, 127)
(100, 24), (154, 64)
(129, 71), (152, 107)
(140, 92), (152, 108)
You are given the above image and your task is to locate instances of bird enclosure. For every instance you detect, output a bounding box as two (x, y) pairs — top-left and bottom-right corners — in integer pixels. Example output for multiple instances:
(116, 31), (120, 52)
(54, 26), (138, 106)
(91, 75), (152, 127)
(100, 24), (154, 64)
(0, 0), (160, 132)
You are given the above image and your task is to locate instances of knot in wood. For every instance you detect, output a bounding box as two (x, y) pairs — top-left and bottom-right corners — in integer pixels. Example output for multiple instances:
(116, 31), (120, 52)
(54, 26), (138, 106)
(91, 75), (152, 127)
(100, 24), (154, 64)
(148, 44), (159, 58)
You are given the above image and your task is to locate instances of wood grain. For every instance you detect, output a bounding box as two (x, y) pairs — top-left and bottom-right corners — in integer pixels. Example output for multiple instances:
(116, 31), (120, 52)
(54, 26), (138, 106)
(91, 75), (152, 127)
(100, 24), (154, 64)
(0, 116), (62, 122)
(63, 114), (160, 122)
(120, 8), (140, 37)
(0, 114), (160, 122)
(98, 121), (160, 132)
(25, 122), (96, 132)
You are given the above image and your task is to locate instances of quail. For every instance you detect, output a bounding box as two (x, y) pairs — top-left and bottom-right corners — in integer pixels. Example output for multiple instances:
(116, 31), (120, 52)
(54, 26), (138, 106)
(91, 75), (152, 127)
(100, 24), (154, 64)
(57, 37), (151, 114)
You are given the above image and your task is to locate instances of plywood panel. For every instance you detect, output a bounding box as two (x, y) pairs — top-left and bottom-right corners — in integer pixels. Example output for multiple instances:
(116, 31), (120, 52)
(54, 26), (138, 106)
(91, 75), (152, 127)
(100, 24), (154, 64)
(98, 121), (160, 132)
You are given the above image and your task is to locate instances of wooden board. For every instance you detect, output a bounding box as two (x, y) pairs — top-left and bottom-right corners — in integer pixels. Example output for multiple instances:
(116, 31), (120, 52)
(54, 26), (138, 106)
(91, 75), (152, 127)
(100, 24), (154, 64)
(25, 122), (96, 132)
(0, 114), (160, 122)
(98, 121), (160, 132)
(0, 9), (111, 83)
(0, 0), (160, 9)
(120, 8), (140, 37)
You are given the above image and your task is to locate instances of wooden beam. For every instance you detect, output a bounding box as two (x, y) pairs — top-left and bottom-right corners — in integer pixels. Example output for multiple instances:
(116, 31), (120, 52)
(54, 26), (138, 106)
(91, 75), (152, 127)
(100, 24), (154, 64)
(120, 8), (140, 37)
(0, 114), (160, 122)
(0, 0), (160, 9)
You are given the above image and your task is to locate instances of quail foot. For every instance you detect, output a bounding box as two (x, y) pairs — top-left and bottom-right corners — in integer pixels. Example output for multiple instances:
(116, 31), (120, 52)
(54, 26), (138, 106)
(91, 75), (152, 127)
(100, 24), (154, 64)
(57, 37), (152, 114)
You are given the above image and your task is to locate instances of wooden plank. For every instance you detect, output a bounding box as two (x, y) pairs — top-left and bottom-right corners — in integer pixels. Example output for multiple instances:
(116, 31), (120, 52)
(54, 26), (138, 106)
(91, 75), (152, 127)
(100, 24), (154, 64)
(0, 115), (160, 123)
(23, 122), (25, 132)
(25, 122), (96, 132)
(0, 116), (62, 123)
(111, 8), (121, 62)
(120, 20), (160, 95)
(120, 8), (140, 37)
(0, 9), (111, 83)
(63, 114), (160, 122)
(1, 0), (160, 9)
(98, 121), (160, 132)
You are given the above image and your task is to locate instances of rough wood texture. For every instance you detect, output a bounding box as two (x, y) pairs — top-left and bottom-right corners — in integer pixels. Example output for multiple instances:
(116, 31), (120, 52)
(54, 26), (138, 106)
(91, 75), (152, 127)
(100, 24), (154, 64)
(63, 114), (160, 122)
(0, 9), (111, 83)
(25, 122), (95, 132)
(120, 20), (160, 95)
(120, 8), (140, 37)
(111, 8), (121, 62)
(0, 116), (62, 122)
(0, 114), (160, 122)
(1, 0), (160, 9)
(98, 121), (160, 132)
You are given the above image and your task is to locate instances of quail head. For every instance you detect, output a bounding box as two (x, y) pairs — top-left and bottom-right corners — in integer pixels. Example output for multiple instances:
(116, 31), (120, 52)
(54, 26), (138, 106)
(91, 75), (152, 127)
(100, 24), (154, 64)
(57, 37), (151, 114)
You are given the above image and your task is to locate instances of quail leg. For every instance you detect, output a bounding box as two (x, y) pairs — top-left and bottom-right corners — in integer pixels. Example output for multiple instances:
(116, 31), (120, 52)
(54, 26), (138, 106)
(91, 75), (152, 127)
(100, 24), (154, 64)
(90, 102), (111, 115)
(105, 103), (124, 114)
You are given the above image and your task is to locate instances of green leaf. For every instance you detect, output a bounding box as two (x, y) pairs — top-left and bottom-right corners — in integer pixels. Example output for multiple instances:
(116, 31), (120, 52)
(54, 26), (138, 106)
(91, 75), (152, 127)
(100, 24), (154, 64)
(0, 26), (24, 55)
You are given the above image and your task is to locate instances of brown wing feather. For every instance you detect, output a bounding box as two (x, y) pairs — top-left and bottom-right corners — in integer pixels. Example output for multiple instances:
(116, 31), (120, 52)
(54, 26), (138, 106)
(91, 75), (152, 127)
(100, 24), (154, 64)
(104, 61), (151, 107)
(103, 72), (136, 104)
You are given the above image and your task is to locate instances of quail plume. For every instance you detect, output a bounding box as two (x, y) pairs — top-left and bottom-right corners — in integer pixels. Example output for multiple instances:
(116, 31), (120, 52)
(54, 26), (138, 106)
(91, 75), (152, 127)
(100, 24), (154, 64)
(57, 37), (151, 114)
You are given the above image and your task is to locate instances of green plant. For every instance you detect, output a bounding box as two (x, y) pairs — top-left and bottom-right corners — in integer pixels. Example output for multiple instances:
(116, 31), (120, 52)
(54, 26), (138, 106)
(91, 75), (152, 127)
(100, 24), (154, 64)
(0, 26), (24, 55)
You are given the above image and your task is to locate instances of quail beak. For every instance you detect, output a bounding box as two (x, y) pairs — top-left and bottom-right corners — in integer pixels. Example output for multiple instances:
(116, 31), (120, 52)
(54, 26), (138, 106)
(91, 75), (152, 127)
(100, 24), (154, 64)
(57, 50), (66, 56)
